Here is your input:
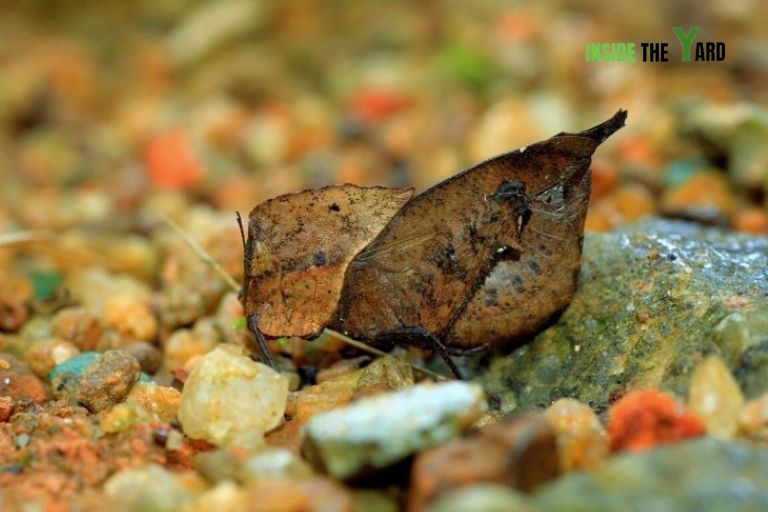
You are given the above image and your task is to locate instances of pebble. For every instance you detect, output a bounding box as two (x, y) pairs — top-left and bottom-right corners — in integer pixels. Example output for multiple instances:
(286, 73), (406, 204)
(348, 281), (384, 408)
(426, 485), (538, 512)
(24, 338), (80, 379)
(51, 307), (103, 351)
(237, 448), (314, 482)
(163, 325), (219, 372)
(104, 464), (193, 512)
(124, 340), (163, 374)
(76, 349), (141, 412)
(608, 389), (705, 452)
(103, 294), (158, 342)
(0, 395), (14, 422)
(687, 355), (744, 438)
(0, 353), (48, 403)
(543, 398), (608, 471)
(240, 476), (354, 512)
(100, 402), (152, 434)
(49, 351), (99, 400)
(739, 392), (768, 442)
(303, 381), (485, 479)
(126, 381), (182, 423)
(408, 414), (559, 512)
(178, 345), (289, 450)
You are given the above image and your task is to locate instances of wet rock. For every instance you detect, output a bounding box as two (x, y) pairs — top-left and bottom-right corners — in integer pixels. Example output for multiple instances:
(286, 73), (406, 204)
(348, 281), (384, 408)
(688, 355), (744, 438)
(427, 485), (538, 512)
(543, 398), (608, 471)
(482, 219), (768, 415)
(0, 353), (47, 403)
(409, 415), (558, 512)
(535, 438), (768, 512)
(76, 350), (141, 412)
(104, 464), (193, 512)
(303, 381), (485, 479)
(712, 311), (768, 397)
(178, 345), (289, 450)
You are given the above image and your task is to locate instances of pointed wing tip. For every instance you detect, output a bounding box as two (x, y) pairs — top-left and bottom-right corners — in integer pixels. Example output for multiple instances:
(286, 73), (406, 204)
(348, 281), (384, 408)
(579, 109), (628, 144)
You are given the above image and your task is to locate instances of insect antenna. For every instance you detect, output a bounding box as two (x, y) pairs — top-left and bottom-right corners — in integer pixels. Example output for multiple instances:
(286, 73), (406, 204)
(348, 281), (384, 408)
(236, 211), (248, 302)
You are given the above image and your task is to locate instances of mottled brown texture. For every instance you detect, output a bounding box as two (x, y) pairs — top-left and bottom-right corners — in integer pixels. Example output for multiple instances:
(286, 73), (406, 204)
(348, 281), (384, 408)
(244, 184), (413, 338)
(243, 112), (625, 358)
(407, 414), (560, 512)
(76, 350), (141, 412)
(337, 111), (626, 349)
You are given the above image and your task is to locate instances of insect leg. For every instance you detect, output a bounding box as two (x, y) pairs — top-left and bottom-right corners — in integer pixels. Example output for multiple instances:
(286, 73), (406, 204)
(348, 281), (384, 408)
(246, 313), (278, 368)
(374, 326), (464, 379)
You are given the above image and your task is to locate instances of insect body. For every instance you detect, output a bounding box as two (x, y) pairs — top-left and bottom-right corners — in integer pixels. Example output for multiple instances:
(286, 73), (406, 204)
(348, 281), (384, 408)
(241, 110), (627, 375)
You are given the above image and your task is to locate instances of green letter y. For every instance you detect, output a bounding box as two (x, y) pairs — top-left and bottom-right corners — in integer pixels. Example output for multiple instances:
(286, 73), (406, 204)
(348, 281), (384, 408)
(674, 27), (699, 62)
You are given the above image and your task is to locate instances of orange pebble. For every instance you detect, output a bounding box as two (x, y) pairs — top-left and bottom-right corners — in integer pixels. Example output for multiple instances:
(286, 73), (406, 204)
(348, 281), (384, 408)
(350, 89), (410, 122)
(144, 130), (203, 189)
(735, 208), (768, 235)
(613, 183), (655, 220)
(607, 389), (705, 453)
(590, 162), (618, 199)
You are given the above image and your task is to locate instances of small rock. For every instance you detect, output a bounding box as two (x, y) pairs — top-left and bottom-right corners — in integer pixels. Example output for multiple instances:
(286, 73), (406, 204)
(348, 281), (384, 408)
(353, 355), (414, 400)
(0, 353), (47, 403)
(408, 415), (558, 512)
(124, 340), (163, 374)
(76, 350), (141, 412)
(126, 382), (182, 423)
(163, 326), (219, 372)
(240, 476), (353, 512)
(101, 402), (152, 434)
(237, 448), (314, 482)
(51, 307), (103, 351)
(104, 464), (193, 511)
(535, 438), (768, 512)
(427, 485), (538, 512)
(543, 398), (608, 471)
(104, 294), (158, 342)
(178, 345), (289, 450)
(303, 381), (485, 479)
(49, 351), (99, 400)
(352, 490), (398, 512)
(738, 392), (768, 442)
(0, 396), (14, 422)
(24, 338), (80, 379)
(183, 481), (245, 512)
(608, 389), (705, 453)
(688, 355), (745, 438)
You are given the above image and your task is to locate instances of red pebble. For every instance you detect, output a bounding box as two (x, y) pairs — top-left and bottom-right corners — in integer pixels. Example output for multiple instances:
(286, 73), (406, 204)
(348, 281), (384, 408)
(144, 130), (203, 189)
(350, 89), (410, 122)
(0, 396), (14, 422)
(608, 389), (705, 453)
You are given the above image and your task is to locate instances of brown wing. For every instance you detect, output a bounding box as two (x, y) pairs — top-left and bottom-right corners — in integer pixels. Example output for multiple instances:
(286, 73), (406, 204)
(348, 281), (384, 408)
(244, 184), (413, 338)
(448, 110), (627, 348)
(334, 171), (530, 340)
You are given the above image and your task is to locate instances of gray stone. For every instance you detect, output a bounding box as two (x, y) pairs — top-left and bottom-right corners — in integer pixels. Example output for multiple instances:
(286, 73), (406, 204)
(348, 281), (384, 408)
(481, 219), (768, 415)
(535, 438), (768, 512)
(302, 381), (485, 479)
